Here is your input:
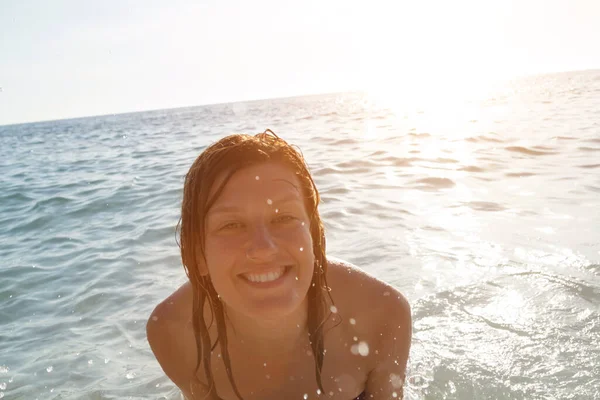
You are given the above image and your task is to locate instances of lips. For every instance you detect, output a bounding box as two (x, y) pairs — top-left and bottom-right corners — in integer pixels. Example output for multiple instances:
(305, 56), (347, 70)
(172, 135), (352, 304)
(240, 265), (292, 284)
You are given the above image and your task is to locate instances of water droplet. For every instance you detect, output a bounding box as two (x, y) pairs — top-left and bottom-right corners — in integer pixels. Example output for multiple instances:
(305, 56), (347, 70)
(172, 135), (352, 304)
(301, 222), (305, 226)
(349, 318), (356, 325)
(1, 393), (5, 398)
(390, 373), (403, 388)
(275, 208), (279, 213)
(104, 358), (110, 364)
(0, 366), (8, 374)
(152, 316), (158, 321)
(156, 383), (160, 387)
(329, 391), (334, 396)
(264, 363), (267, 367)
(330, 305), (338, 313)
(392, 392), (398, 398)
(383, 291), (390, 296)
(353, 336), (358, 341)
(295, 276), (299, 281)
(255, 175), (260, 180)
(357, 341), (369, 356)
(0, 383), (6, 390)
(300, 247), (304, 251)
(303, 394), (308, 399)
(46, 366), (53, 373)
(316, 389), (321, 395)
(126, 371), (136, 380)
(88, 360), (93, 365)
(267, 199), (273, 205)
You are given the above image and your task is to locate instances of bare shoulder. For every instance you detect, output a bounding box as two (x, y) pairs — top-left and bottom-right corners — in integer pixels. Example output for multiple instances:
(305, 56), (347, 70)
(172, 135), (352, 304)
(326, 257), (411, 345)
(146, 281), (199, 397)
(327, 257), (412, 397)
(326, 256), (411, 317)
(149, 280), (194, 324)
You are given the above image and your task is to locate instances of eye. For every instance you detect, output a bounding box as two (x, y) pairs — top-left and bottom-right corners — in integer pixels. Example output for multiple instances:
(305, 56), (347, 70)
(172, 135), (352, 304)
(220, 221), (244, 230)
(273, 214), (296, 224)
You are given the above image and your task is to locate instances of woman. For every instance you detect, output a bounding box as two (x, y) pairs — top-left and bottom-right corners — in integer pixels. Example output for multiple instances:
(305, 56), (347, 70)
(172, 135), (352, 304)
(147, 130), (411, 399)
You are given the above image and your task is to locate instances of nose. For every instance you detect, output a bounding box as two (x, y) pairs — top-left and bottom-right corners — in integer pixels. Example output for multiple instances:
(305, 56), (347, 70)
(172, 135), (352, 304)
(245, 224), (278, 262)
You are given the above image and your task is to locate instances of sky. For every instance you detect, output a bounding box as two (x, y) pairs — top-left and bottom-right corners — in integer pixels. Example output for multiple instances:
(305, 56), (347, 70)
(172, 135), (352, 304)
(1, 0), (599, 125)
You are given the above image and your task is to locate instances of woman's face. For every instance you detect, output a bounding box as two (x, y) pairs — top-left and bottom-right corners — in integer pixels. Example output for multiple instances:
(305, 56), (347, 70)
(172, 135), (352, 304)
(203, 161), (315, 320)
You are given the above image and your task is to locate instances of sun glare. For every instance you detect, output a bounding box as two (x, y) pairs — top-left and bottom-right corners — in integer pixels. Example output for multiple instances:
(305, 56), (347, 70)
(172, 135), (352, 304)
(357, 0), (522, 139)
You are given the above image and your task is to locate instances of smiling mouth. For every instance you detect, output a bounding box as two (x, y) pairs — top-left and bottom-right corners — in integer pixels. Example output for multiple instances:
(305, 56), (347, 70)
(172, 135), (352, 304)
(241, 265), (292, 283)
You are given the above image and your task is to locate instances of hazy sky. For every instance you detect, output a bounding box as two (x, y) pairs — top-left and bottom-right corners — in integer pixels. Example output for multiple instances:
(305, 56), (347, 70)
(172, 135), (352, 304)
(1, 0), (599, 125)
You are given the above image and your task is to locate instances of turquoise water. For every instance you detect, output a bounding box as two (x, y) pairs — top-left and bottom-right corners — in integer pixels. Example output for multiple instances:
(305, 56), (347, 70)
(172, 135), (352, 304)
(1, 70), (599, 399)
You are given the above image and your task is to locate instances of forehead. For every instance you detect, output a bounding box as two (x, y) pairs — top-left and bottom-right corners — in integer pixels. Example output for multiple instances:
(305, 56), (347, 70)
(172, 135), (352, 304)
(209, 162), (304, 208)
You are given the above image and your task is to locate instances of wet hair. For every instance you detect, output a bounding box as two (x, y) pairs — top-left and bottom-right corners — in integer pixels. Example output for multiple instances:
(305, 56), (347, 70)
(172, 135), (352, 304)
(177, 129), (333, 399)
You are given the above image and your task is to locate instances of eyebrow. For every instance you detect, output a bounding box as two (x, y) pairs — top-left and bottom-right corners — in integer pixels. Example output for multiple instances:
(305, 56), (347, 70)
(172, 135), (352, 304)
(208, 193), (304, 217)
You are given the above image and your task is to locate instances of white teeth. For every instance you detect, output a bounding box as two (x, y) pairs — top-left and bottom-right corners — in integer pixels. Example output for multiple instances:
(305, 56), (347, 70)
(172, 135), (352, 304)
(244, 267), (286, 283)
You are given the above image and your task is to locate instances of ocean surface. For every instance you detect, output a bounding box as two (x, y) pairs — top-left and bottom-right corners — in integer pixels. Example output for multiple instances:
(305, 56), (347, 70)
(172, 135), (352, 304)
(1, 69), (599, 400)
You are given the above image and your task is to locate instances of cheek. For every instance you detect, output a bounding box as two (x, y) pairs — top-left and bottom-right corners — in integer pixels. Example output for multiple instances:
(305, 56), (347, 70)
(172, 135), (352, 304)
(293, 226), (315, 263)
(207, 234), (244, 251)
(280, 223), (312, 245)
(204, 236), (242, 268)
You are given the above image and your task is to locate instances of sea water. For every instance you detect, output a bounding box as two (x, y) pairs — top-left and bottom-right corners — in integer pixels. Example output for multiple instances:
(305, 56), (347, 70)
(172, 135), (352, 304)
(1, 69), (599, 399)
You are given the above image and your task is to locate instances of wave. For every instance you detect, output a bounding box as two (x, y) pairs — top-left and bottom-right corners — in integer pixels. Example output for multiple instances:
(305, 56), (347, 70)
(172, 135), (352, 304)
(460, 166), (485, 173)
(465, 134), (503, 143)
(505, 172), (537, 177)
(551, 136), (577, 140)
(464, 201), (507, 212)
(578, 146), (600, 152)
(505, 146), (556, 156)
(411, 177), (455, 190)
(577, 164), (600, 169)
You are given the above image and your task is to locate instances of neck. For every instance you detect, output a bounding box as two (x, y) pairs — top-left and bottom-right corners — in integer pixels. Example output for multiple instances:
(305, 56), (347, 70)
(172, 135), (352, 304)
(223, 299), (310, 359)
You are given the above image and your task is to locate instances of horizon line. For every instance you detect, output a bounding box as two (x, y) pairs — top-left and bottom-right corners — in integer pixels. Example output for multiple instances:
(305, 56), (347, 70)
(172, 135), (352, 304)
(0, 88), (353, 128)
(1, 67), (598, 128)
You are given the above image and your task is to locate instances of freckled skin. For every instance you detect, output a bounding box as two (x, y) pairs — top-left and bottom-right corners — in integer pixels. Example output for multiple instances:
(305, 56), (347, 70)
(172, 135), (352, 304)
(147, 163), (412, 400)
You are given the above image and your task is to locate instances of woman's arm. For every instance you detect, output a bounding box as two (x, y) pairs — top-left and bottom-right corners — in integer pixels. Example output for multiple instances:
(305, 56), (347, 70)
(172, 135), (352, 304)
(364, 293), (412, 399)
(147, 299), (213, 399)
